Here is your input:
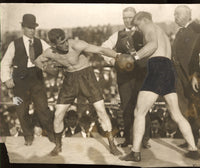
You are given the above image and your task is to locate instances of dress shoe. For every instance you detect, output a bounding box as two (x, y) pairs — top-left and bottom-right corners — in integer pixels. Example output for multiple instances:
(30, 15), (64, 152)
(185, 150), (200, 160)
(24, 136), (34, 146)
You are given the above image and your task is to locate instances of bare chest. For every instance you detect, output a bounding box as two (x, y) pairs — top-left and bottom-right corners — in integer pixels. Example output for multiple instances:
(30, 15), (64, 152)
(52, 50), (81, 67)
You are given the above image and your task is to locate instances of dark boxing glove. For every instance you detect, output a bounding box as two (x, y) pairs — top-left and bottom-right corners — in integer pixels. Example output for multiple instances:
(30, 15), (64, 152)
(115, 53), (135, 72)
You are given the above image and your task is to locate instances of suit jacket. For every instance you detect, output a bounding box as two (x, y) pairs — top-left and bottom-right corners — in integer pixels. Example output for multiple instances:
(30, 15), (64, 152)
(173, 21), (200, 80)
(64, 125), (81, 137)
(173, 21), (200, 117)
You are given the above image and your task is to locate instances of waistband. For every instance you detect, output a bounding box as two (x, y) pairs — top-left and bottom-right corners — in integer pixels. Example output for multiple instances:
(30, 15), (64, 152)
(148, 56), (171, 62)
(64, 66), (92, 75)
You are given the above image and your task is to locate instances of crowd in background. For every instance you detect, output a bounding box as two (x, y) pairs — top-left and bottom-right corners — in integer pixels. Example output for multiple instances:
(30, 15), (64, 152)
(1, 22), (196, 140)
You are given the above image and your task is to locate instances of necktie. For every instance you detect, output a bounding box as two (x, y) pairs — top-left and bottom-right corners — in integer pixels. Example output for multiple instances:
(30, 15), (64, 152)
(29, 39), (35, 64)
(126, 30), (135, 54)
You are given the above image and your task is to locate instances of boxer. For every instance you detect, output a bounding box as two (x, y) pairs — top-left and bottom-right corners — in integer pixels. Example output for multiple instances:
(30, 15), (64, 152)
(111, 12), (199, 161)
(35, 28), (122, 156)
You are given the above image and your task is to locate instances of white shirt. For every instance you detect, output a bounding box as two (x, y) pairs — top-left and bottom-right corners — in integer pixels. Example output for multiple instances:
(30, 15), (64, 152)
(1, 35), (49, 82)
(101, 27), (136, 64)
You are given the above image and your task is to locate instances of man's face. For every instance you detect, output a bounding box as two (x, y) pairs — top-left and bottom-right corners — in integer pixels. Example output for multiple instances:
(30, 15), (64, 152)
(151, 120), (160, 131)
(65, 116), (77, 128)
(56, 36), (69, 53)
(134, 19), (146, 33)
(123, 11), (136, 29)
(23, 27), (36, 39)
(174, 8), (189, 27)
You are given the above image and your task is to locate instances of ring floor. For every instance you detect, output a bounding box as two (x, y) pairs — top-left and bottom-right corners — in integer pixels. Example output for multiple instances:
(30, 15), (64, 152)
(2, 135), (200, 167)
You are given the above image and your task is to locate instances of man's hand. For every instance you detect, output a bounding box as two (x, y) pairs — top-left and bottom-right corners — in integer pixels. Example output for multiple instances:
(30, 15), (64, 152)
(13, 97), (23, 106)
(109, 58), (116, 66)
(191, 75), (199, 92)
(4, 79), (15, 89)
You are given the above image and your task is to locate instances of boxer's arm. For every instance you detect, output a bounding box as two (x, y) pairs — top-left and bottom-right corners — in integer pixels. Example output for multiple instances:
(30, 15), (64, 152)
(34, 52), (49, 70)
(35, 50), (59, 76)
(73, 40), (118, 58)
(133, 28), (158, 60)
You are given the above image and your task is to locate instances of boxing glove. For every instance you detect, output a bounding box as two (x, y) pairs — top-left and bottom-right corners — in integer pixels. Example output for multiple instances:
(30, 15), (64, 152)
(115, 53), (135, 72)
(43, 59), (59, 76)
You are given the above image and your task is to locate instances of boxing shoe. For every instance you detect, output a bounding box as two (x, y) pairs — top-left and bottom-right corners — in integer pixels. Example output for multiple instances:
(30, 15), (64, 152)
(106, 131), (122, 156)
(50, 145), (62, 156)
(47, 131), (56, 143)
(109, 142), (123, 156)
(120, 151), (141, 162)
(50, 132), (62, 156)
(185, 150), (200, 160)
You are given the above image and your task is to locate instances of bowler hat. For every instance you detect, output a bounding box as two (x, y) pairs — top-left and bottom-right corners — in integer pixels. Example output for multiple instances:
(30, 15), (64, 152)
(21, 14), (39, 28)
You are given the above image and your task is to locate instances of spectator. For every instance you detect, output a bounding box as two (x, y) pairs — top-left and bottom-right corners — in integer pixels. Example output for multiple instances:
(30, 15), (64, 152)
(63, 110), (81, 137)
(150, 113), (166, 138)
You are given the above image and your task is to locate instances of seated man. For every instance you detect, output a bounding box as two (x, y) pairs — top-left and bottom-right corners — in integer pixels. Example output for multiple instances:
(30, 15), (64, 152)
(63, 110), (81, 137)
(35, 28), (122, 156)
(150, 113), (166, 138)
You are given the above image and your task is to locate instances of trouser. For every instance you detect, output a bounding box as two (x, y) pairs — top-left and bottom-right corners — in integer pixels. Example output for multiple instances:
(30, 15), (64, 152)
(118, 77), (150, 143)
(176, 77), (200, 145)
(13, 68), (54, 139)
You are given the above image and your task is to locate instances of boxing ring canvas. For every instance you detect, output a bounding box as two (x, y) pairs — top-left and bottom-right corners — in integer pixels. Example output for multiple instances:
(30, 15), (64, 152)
(1, 3), (200, 167)
(2, 136), (200, 166)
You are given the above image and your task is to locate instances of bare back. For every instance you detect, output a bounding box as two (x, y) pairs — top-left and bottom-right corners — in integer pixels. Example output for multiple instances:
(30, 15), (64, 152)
(149, 25), (171, 59)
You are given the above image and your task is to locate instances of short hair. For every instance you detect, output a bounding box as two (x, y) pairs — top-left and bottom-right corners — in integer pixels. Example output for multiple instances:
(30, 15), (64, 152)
(123, 7), (136, 14)
(175, 5), (192, 19)
(66, 110), (78, 119)
(48, 28), (65, 44)
(133, 11), (152, 23)
(151, 115), (162, 125)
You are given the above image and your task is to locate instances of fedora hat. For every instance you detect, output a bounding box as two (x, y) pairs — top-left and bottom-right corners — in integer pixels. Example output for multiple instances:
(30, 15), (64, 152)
(21, 14), (39, 28)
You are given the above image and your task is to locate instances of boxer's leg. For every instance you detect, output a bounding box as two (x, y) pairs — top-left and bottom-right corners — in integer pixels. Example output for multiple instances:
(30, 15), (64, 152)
(121, 91), (158, 161)
(50, 104), (71, 156)
(93, 100), (122, 155)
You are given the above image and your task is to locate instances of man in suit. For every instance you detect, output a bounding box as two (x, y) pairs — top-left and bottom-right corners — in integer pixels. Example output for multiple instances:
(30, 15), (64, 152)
(150, 114), (166, 138)
(102, 7), (151, 148)
(1, 14), (55, 146)
(63, 110), (81, 137)
(173, 5), (200, 148)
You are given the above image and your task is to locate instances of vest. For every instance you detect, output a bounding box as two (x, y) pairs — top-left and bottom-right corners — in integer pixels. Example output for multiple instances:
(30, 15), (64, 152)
(12, 37), (43, 81)
(115, 29), (147, 84)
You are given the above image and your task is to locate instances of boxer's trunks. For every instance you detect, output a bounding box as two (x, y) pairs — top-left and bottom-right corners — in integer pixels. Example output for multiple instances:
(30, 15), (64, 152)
(141, 57), (176, 96)
(57, 66), (103, 104)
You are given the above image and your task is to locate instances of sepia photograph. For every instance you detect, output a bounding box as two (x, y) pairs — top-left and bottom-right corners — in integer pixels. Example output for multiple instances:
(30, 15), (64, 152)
(0, 3), (200, 167)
